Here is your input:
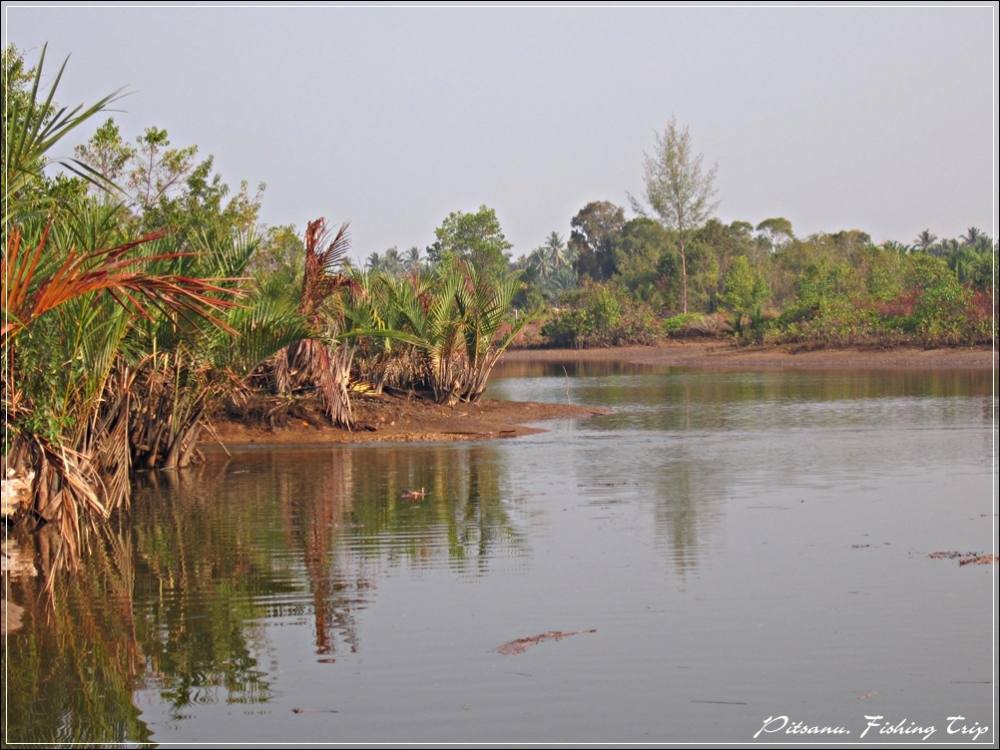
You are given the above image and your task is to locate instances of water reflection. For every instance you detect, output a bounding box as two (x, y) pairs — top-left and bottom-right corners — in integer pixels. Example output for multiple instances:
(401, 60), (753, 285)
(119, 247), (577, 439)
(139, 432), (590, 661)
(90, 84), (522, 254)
(491, 364), (993, 577)
(4, 442), (519, 744)
(344, 443), (521, 572)
(3, 366), (994, 744)
(4, 524), (150, 744)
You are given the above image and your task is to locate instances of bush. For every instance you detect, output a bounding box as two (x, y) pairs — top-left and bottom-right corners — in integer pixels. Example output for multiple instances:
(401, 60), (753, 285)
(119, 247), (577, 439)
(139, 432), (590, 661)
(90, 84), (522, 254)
(541, 282), (660, 347)
(663, 312), (731, 338)
(906, 276), (973, 345)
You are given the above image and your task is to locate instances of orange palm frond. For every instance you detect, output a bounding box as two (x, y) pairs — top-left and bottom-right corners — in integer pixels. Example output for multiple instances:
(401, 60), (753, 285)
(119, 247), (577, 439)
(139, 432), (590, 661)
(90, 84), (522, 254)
(2, 224), (241, 341)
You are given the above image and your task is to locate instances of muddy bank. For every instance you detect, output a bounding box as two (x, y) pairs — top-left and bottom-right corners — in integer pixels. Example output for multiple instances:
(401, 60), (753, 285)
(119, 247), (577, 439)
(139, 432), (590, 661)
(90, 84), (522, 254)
(503, 341), (997, 370)
(208, 393), (604, 448)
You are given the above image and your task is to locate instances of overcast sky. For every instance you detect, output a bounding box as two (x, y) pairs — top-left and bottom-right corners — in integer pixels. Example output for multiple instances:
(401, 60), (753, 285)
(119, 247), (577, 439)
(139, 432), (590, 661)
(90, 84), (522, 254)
(5, 4), (997, 260)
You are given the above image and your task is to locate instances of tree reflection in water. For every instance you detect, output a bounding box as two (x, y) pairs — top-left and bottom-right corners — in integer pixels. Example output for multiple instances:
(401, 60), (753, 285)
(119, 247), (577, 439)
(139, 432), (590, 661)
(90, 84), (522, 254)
(3, 440), (519, 744)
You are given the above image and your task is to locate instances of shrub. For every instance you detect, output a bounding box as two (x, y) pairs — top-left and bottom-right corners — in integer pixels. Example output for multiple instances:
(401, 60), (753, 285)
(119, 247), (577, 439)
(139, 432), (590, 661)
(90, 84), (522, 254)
(541, 282), (660, 347)
(663, 312), (731, 338)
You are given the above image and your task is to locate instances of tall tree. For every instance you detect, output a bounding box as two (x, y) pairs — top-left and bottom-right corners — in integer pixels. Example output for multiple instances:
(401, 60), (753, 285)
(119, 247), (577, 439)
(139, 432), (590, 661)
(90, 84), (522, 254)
(569, 200), (625, 281)
(914, 229), (937, 252)
(540, 231), (568, 274)
(755, 217), (794, 249)
(405, 246), (423, 274)
(630, 117), (718, 312)
(427, 205), (512, 276)
(960, 226), (985, 247)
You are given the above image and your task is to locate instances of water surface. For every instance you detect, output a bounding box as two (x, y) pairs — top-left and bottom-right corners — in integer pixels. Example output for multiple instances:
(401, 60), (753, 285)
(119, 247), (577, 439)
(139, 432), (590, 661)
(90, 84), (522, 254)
(4, 364), (996, 744)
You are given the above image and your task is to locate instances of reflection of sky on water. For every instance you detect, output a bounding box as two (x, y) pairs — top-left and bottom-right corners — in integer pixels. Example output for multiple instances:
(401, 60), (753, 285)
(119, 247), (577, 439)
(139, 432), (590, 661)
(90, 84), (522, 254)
(5, 367), (994, 743)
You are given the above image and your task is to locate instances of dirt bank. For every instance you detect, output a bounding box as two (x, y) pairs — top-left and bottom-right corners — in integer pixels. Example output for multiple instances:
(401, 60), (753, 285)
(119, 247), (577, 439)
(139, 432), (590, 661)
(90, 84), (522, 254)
(206, 342), (991, 449)
(208, 393), (605, 448)
(503, 341), (997, 370)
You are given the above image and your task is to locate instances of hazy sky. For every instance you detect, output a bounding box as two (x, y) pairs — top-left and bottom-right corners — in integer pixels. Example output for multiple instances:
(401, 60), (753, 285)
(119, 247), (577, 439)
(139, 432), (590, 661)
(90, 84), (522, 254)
(5, 4), (997, 260)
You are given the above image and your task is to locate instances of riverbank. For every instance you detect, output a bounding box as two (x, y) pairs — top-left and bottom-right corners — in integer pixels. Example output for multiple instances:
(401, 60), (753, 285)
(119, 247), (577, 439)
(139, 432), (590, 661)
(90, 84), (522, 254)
(504, 340), (997, 370)
(209, 394), (605, 448)
(207, 342), (993, 448)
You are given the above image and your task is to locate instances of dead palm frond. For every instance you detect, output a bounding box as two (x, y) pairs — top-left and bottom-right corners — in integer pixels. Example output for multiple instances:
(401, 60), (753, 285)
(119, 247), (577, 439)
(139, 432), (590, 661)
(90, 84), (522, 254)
(2, 224), (239, 342)
(273, 218), (356, 427)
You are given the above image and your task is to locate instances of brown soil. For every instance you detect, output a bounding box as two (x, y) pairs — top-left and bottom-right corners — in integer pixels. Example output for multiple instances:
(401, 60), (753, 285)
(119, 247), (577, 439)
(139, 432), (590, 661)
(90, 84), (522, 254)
(206, 341), (992, 449)
(502, 340), (997, 370)
(208, 392), (605, 448)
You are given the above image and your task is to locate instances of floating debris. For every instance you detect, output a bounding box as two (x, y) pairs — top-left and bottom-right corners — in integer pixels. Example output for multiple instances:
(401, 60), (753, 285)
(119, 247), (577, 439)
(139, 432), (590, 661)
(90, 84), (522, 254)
(496, 629), (597, 655)
(959, 554), (998, 567)
(928, 551), (998, 566)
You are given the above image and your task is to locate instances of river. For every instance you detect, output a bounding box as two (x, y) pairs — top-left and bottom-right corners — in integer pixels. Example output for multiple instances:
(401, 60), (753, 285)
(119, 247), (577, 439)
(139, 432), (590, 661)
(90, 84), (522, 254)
(3, 362), (995, 744)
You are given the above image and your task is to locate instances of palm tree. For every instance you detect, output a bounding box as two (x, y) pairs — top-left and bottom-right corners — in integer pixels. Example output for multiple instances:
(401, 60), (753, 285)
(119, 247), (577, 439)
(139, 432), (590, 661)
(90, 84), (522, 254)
(382, 246), (405, 276)
(377, 259), (530, 404)
(881, 240), (912, 255)
(2, 44), (125, 221)
(405, 246), (422, 274)
(934, 237), (960, 257)
(960, 226), (985, 246)
(273, 219), (356, 427)
(914, 229), (937, 252)
(541, 231), (568, 272)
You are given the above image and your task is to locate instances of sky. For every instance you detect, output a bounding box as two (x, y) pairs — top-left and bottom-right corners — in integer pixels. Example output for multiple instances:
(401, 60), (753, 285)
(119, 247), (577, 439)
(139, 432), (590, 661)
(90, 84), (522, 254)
(5, 4), (997, 261)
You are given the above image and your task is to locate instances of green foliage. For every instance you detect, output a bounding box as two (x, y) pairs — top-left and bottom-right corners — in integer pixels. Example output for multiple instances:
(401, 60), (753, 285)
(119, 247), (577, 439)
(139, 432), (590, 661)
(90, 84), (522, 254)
(73, 117), (264, 246)
(570, 201), (625, 281)
(755, 217), (794, 248)
(719, 255), (769, 341)
(359, 259), (529, 403)
(427, 205), (512, 277)
(613, 217), (675, 303)
(906, 261), (974, 345)
(2, 43), (125, 222)
(720, 256), (769, 314)
(515, 231), (577, 305)
(541, 282), (658, 347)
(663, 312), (707, 336)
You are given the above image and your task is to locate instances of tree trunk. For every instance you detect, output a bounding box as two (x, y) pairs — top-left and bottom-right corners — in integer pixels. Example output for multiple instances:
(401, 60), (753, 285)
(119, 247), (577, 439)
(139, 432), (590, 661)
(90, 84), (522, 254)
(679, 235), (688, 314)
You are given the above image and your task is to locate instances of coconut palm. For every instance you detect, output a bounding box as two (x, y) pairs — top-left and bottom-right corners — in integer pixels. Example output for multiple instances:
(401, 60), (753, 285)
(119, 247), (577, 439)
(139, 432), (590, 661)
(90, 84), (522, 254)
(960, 226), (986, 248)
(914, 229), (937, 252)
(405, 246), (423, 274)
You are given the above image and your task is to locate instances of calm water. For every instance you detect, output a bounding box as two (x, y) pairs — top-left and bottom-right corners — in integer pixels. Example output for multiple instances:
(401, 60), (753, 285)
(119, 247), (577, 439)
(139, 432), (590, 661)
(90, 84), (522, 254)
(4, 364), (996, 744)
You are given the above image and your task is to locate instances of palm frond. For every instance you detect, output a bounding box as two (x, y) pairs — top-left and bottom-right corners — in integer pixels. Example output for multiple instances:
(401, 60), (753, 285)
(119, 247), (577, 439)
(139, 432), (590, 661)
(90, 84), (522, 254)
(2, 225), (241, 342)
